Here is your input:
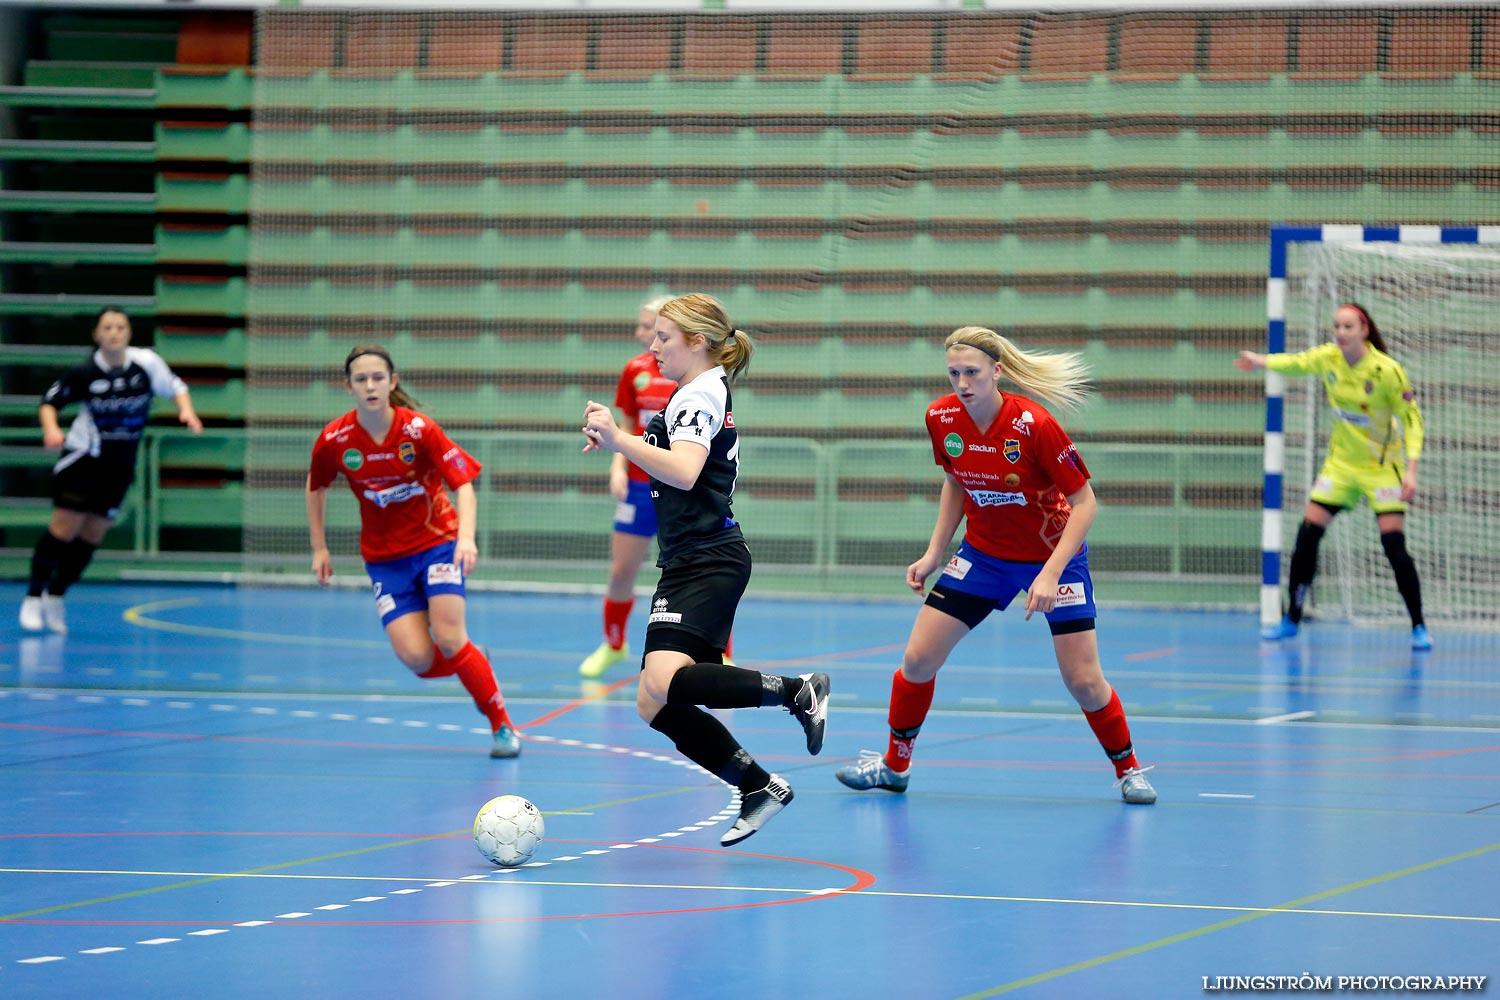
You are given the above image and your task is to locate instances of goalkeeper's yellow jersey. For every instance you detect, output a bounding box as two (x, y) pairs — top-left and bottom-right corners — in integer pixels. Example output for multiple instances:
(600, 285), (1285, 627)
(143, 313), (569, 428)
(1267, 343), (1424, 468)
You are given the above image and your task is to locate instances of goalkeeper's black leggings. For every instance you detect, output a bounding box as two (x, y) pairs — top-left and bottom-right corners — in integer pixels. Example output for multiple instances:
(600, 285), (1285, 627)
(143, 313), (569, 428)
(1286, 514), (1424, 627)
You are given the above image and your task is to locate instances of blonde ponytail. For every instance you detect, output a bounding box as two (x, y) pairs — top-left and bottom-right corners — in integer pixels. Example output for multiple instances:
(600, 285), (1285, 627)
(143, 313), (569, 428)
(945, 326), (1090, 411)
(658, 293), (755, 383)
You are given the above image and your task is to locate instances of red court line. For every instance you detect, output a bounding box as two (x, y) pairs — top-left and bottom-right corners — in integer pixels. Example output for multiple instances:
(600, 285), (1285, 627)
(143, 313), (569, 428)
(522, 675), (635, 729)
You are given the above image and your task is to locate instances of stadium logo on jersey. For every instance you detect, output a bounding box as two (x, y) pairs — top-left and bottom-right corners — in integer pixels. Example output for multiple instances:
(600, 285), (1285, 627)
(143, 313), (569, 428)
(343, 449), (363, 471)
(968, 443), (997, 454)
(967, 489), (1027, 507)
(635, 372), (652, 391)
(673, 409), (710, 436)
(943, 433), (964, 458)
(398, 441), (416, 464)
(1003, 439), (1021, 462)
(1055, 583), (1088, 607)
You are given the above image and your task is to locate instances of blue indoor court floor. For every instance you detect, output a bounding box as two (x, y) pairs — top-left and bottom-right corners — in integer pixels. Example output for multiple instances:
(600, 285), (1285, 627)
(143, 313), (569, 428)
(1, 582), (1497, 999)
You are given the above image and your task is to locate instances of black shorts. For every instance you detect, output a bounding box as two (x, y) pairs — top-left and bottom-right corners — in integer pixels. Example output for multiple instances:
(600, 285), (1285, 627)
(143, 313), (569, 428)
(52, 454), (135, 519)
(643, 538), (751, 662)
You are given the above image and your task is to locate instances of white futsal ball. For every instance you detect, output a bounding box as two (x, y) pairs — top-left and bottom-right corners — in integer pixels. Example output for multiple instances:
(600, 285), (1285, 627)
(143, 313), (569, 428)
(473, 794), (545, 867)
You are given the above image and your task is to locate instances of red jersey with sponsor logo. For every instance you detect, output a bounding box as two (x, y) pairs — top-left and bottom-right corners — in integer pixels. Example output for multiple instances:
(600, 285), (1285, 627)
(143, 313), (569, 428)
(308, 406), (481, 563)
(925, 392), (1090, 563)
(614, 352), (679, 483)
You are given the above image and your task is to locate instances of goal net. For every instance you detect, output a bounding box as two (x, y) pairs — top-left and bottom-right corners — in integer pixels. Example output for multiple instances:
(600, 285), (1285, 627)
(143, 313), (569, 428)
(237, 9), (1495, 606)
(1272, 228), (1500, 626)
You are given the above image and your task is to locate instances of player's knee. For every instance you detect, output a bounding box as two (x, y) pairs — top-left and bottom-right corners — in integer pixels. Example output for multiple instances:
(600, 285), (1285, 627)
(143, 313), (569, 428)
(391, 642), (433, 672)
(899, 655), (942, 685)
(635, 684), (664, 723)
(430, 626), (467, 659)
(1380, 530), (1412, 562)
(1294, 519), (1327, 552)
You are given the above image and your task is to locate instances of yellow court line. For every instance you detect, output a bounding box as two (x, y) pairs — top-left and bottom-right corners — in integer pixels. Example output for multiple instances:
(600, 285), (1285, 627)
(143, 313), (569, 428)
(122, 597), (389, 649)
(956, 841), (1500, 999)
(0, 786), (712, 921)
(4, 869), (1497, 922)
(0, 833), (454, 921)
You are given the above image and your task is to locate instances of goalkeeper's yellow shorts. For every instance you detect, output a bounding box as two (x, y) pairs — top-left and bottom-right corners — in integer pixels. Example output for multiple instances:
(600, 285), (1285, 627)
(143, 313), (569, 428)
(1309, 456), (1408, 514)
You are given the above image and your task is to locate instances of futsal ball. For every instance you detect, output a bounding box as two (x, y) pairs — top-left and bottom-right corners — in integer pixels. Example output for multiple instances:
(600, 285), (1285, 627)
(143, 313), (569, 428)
(473, 794), (545, 867)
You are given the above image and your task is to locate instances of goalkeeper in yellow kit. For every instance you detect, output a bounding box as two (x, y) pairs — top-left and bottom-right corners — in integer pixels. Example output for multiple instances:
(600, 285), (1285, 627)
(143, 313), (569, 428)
(1237, 302), (1431, 650)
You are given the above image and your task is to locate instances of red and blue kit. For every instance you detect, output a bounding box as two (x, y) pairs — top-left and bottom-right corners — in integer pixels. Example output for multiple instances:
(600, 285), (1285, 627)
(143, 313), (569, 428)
(615, 353), (678, 484)
(926, 392), (1091, 563)
(309, 406), (481, 563)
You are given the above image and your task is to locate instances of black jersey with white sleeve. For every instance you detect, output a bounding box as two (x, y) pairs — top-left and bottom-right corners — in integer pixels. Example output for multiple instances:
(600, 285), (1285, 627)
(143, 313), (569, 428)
(643, 365), (744, 566)
(42, 347), (188, 468)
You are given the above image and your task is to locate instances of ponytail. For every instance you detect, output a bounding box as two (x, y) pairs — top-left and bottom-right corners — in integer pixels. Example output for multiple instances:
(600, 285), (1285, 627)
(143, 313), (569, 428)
(944, 327), (1091, 411)
(658, 293), (755, 383)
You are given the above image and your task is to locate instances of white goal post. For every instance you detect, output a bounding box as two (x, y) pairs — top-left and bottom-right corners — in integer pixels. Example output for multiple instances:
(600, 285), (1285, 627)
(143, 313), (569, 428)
(1262, 224), (1500, 628)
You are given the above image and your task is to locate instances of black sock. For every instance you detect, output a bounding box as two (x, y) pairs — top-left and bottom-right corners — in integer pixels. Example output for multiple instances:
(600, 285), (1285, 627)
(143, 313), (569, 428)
(650, 704), (770, 794)
(1381, 530), (1425, 627)
(667, 663), (802, 709)
(49, 538), (97, 596)
(27, 531), (69, 598)
(1286, 520), (1327, 624)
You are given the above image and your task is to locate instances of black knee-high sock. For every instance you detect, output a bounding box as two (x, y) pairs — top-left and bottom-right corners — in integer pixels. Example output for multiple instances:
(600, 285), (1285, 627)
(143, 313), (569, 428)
(27, 531), (69, 598)
(49, 538), (97, 596)
(1380, 530), (1425, 627)
(1286, 520), (1327, 624)
(666, 663), (805, 709)
(650, 704), (770, 794)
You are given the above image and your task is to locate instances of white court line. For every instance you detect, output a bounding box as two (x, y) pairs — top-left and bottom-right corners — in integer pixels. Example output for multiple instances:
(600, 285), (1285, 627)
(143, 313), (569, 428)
(1255, 710), (1317, 725)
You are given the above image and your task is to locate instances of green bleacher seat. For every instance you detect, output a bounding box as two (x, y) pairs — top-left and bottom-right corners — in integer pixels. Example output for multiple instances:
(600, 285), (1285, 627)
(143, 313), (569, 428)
(0, 84), (155, 109)
(0, 293), (157, 317)
(0, 137), (155, 162)
(0, 240), (155, 266)
(23, 61), (161, 89)
(156, 173), (248, 213)
(0, 189), (156, 213)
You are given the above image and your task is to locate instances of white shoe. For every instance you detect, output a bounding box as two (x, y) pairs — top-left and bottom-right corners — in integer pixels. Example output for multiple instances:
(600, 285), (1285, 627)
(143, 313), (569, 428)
(41, 593), (66, 634)
(19, 595), (44, 632)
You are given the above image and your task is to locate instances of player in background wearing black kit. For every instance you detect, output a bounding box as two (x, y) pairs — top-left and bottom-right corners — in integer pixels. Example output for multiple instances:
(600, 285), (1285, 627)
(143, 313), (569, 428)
(20, 308), (201, 633)
(581, 293), (830, 846)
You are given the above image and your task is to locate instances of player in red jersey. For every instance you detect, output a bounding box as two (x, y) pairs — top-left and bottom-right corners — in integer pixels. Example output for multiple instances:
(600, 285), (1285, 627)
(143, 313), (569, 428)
(306, 345), (520, 758)
(834, 326), (1155, 803)
(578, 295), (734, 677)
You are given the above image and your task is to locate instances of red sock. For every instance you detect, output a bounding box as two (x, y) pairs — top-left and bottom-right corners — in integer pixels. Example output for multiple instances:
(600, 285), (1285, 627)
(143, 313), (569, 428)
(431, 642), (513, 732)
(416, 651), (457, 678)
(723, 632), (734, 659)
(885, 670), (935, 772)
(603, 598), (633, 650)
(1083, 687), (1139, 777)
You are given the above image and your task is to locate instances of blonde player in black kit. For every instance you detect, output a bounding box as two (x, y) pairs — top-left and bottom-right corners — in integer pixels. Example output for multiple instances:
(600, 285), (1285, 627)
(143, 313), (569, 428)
(582, 293), (830, 846)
